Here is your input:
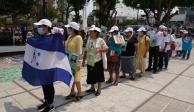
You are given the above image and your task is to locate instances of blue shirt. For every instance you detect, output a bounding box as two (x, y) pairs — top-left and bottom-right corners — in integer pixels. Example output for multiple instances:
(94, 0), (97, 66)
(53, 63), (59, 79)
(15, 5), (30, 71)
(108, 35), (122, 55)
(182, 36), (192, 51)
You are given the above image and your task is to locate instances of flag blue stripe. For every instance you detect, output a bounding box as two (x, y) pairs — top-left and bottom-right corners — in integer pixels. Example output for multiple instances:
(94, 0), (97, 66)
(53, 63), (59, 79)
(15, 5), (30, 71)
(27, 34), (66, 53)
(22, 61), (73, 86)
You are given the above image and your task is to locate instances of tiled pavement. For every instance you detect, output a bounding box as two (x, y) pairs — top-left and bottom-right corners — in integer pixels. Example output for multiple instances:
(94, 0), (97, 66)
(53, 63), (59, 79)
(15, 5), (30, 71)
(1, 51), (194, 112)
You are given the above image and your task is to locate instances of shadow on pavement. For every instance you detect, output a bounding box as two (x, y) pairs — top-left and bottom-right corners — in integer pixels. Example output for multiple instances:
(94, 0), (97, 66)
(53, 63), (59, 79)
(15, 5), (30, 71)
(4, 102), (38, 112)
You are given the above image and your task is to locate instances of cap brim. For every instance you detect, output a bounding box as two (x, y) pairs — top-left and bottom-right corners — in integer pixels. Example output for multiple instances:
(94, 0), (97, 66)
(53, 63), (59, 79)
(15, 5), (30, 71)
(34, 22), (42, 26)
(137, 30), (141, 32)
(109, 30), (114, 33)
(65, 25), (70, 28)
(89, 28), (95, 31)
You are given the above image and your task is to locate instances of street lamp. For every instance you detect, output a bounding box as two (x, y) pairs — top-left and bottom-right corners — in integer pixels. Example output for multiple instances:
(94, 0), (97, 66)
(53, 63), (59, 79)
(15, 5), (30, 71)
(137, 4), (140, 25)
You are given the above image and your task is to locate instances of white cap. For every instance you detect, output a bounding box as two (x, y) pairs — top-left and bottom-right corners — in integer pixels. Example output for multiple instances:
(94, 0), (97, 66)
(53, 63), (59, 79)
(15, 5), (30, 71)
(89, 26), (101, 33)
(137, 27), (147, 32)
(109, 26), (119, 32)
(124, 27), (133, 32)
(180, 30), (188, 34)
(34, 19), (52, 27)
(65, 22), (80, 31)
(91, 25), (96, 28)
(159, 25), (167, 30)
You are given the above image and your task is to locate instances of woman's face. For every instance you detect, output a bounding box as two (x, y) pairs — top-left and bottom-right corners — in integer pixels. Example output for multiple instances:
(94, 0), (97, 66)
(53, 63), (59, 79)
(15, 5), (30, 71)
(138, 31), (144, 36)
(125, 32), (132, 38)
(37, 25), (49, 35)
(90, 31), (97, 38)
(67, 27), (74, 35)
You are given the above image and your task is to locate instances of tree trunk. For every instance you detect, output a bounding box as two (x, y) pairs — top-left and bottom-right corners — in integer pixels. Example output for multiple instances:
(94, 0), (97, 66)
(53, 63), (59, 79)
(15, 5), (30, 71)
(74, 10), (80, 22)
(65, 7), (69, 24)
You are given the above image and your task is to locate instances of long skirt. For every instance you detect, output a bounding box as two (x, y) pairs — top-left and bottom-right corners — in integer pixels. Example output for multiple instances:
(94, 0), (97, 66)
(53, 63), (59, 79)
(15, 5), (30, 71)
(121, 56), (136, 74)
(87, 60), (105, 84)
(135, 55), (146, 73)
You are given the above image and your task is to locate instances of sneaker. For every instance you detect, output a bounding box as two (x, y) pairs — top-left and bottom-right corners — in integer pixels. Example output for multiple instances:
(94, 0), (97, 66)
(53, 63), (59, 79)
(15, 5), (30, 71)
(129, 74), (135, 80)
(145, 68), (152, 72)
(153, 70), (157, 74)
(37, 102), (47, 110)
(40, 105), (54, 112)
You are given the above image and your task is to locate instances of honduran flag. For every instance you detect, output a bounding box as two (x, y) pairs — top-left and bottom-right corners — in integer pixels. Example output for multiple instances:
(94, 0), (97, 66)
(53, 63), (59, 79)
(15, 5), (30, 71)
(22, 33), (73, 87)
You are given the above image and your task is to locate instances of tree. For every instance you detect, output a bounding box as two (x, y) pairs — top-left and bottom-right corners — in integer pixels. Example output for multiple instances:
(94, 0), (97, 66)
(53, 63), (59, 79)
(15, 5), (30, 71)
(57, 0), (72, 23)
(69, 0), (86, 22)
(123, 0), (194, 26)
(0, 0), (37, 24)
(94, 0), (118, 27)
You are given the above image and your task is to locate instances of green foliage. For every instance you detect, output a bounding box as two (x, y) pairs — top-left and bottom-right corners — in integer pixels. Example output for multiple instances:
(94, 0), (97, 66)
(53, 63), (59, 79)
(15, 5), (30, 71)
(0, 0), (37, 16)
(119, 19), (138, 27)
(95, 0), (117, 27)
(69, 0), (86, 22)
(123, 0), (194, 26)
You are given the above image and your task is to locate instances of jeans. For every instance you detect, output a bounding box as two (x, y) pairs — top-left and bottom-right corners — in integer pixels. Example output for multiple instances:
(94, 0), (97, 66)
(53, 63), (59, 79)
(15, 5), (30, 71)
(164, 50), (171, 68)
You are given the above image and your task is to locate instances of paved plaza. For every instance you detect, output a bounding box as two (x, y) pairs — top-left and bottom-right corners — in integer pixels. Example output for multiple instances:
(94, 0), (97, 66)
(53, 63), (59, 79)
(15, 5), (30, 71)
(1, 51), (194, 112)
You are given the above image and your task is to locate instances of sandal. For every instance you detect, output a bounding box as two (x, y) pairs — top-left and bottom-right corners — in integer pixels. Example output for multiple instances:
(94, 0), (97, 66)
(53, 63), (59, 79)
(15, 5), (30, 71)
(113, 81), (118, 86)
(106, 79), (113, 84)
(75, 96), (83, 101)
(65, 94), (76, 100)
(95, 91), (101, 96)
(86, 89), (95, 93)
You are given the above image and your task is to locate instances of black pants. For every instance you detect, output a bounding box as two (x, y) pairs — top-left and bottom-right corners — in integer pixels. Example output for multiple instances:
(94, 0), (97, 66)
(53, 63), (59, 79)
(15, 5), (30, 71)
(42, 83), (55, 104)
(147, 46), (159, 71)
(182, 50), (191, 59)
(158, 52), (165, 69)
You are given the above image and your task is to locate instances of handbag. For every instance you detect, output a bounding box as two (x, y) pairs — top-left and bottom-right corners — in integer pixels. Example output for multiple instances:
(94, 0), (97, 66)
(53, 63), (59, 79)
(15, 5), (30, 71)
(108, 50), (119, 62)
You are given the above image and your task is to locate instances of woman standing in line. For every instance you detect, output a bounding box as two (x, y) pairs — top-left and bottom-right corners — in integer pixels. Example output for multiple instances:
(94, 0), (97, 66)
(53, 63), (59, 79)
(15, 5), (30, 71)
(65, 22), (83, 101)
(84, 26), (108, 96)
(136, 27), (150, 76)
(120, 27), (138, 80)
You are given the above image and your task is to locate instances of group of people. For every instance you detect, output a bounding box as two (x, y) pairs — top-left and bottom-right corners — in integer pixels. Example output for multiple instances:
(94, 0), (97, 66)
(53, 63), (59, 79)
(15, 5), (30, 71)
(24, 19), (193, 112)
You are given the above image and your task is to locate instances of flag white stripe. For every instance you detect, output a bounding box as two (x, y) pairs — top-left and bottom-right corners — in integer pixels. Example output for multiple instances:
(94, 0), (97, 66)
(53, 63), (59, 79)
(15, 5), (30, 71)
(24, 44), (72, 75)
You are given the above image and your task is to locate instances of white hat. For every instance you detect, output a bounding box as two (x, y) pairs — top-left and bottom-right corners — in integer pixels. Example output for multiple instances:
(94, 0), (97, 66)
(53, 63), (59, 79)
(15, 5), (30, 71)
(180, 30), (188, 34)
(34, 19), (52, 27)
(91, 25), (96, 28)
(89, 26), (101, 33)
(124, 27), (133, 32)
(137, 27), (147, 32)
(65, 22), (80, 31)
(159, 25), (167, 29)
(109, 26), (119, 32)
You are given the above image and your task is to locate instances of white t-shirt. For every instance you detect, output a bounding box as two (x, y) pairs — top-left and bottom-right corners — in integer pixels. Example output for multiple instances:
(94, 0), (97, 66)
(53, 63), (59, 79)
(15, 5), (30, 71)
(176, 38), (182, 50)
(158, 31), (170, 51)
(165, 34), (171, 51)
(86, 37), (108, 63)
(170, 34), (176, 42)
